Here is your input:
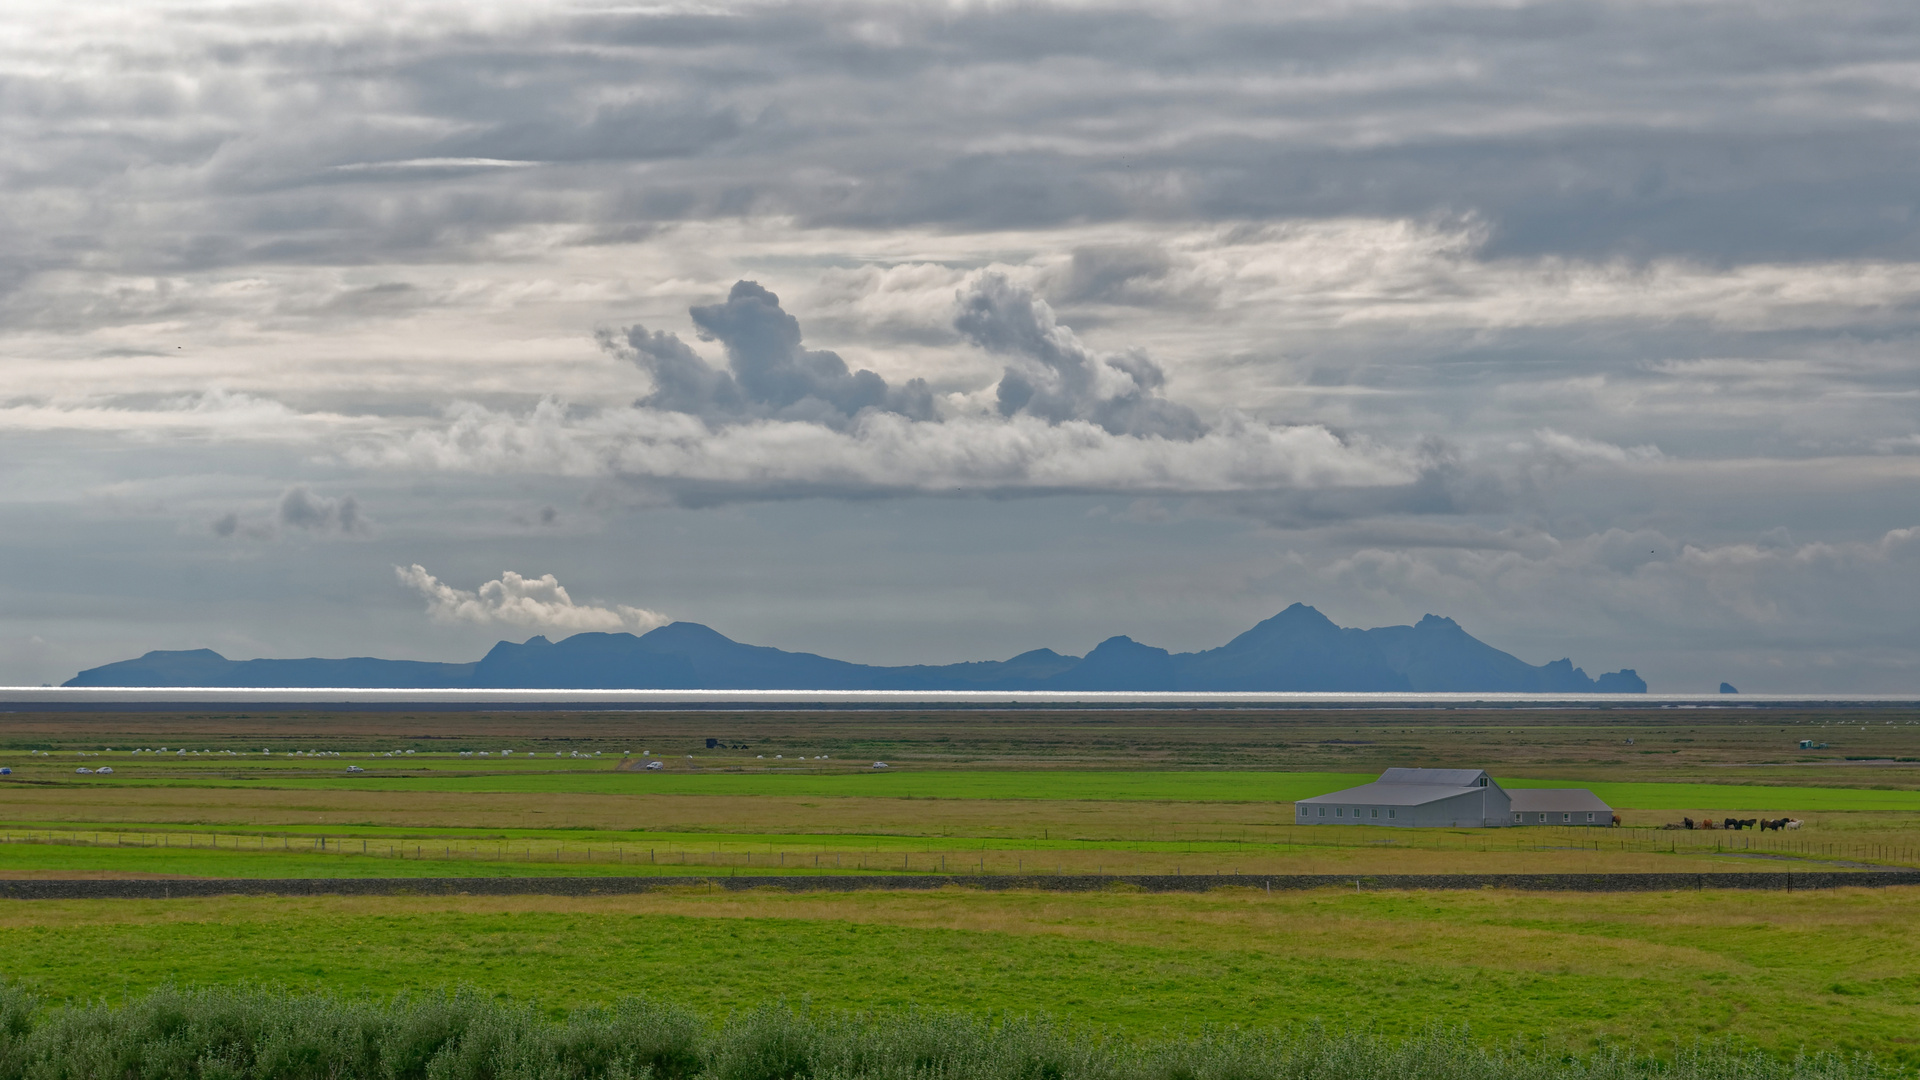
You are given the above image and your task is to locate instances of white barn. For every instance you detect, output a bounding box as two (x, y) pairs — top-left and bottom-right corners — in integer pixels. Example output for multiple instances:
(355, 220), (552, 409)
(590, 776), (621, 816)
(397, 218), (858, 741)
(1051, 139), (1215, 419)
(1295, 768), (1612, 828)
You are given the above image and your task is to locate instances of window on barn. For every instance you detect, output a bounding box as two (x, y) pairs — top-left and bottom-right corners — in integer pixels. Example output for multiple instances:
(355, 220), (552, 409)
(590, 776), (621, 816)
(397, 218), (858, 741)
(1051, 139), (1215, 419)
(1513, 812), (1522, 822)
(1538, 813), (1547, 822)
(1335, 807), (1343, 817)
(1586, 812), (1595, 822)
(1387, 809), (1396, 819)
(1318, 806), (1326, 817)
(1562, 813), (1571, 822)
(1369, 808), (1378, 818)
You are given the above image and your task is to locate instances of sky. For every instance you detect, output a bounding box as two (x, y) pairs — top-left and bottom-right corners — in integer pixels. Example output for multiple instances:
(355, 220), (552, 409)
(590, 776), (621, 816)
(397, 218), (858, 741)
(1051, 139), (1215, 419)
(4, 0), (1918, 691)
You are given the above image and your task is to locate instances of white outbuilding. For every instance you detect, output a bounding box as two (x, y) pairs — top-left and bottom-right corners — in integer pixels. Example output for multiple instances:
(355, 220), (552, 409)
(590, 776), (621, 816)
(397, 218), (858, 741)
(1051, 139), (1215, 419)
(1507, 788), (1614, 826)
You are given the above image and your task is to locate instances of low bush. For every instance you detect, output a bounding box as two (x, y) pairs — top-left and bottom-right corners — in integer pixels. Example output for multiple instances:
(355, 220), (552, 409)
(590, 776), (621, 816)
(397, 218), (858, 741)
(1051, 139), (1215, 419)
(0, 983), (1894, 1080)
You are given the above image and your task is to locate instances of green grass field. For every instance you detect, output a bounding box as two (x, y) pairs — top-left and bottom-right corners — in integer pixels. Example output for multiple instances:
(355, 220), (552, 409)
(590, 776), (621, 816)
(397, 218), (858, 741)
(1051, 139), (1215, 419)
(9, 762), (1920, 879)
(6, 887), (1919, 1061)
(33, 766), (1920, 812)
(6, 709), (1920, 1062)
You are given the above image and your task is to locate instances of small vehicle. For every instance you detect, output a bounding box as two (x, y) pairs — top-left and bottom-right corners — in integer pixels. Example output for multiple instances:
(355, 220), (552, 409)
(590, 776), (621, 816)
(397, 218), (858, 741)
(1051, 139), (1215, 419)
(871, 762), (889, 769)
(96, 766), (114, 774)
(0, 767), (11, 775)
(346, 765), (364, 772)
(645, 760), (664, 771)
(76, 767), (92, 774)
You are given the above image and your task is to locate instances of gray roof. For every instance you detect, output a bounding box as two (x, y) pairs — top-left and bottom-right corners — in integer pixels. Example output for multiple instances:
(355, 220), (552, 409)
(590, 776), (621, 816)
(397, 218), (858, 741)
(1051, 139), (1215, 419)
(1508, 788), (1611, 813)
(1377, 767), (1489, 786)
(1298, 781), (1486, 807)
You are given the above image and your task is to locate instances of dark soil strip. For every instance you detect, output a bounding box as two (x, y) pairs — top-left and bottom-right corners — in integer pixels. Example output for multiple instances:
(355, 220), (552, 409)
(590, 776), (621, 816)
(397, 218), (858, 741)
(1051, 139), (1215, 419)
(3, 870), (1918, 899)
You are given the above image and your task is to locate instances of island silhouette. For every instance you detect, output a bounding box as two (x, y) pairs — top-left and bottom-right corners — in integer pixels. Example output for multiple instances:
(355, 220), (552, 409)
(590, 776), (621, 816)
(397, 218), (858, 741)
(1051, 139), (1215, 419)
(66, 604), (1645, 692)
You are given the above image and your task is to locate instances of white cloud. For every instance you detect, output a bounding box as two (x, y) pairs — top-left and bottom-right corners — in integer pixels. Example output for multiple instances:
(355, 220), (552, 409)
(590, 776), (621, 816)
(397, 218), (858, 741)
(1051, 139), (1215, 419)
(395, 564), (669, 634)
(0, 390), (360, 440)
(348, 400), (1417, 497)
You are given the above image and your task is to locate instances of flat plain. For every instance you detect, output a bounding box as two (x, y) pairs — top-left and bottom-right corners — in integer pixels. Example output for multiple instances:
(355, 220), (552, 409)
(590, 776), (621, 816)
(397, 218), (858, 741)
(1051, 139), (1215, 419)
(3, 706), (1919, 1059)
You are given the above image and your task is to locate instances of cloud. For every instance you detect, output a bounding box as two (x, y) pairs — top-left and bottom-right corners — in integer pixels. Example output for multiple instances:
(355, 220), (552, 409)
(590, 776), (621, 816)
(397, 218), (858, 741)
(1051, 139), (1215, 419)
(0, 390), (360, 439)
(350, 275), (1395, 502)
(1325, 524), (1920, 636)
(210, 512), (274, 541)
(605, 281), (933, 429)
(348, 397), (1416, 500)
(278, 485), (366, 534)
(956, 272), (1206, 440)
(8, 0), (1920, 691)
(211, 485), (368, 540)
(395, 565), (668, 634)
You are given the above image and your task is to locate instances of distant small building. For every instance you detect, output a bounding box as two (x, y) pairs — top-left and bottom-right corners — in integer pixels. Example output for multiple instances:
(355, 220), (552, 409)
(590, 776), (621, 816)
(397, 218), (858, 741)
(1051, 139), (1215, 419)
(1295, 768), (1611, 828)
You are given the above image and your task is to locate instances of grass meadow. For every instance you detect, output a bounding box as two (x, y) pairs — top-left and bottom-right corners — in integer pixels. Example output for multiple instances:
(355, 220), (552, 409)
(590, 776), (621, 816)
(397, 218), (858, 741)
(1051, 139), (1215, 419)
(48, 769), (1920, 813)
(4, 887), (1920, 1062)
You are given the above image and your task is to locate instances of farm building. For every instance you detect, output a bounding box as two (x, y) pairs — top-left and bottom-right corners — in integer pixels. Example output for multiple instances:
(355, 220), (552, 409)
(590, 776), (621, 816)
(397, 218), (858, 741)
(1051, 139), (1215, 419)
(1507, 787), (1613, 826)
(1295, 768), (1612, 828)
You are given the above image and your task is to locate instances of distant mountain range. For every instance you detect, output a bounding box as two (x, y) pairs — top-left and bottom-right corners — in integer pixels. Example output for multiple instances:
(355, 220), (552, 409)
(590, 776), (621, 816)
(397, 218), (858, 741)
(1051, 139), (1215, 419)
(65, 604), (1646, 692)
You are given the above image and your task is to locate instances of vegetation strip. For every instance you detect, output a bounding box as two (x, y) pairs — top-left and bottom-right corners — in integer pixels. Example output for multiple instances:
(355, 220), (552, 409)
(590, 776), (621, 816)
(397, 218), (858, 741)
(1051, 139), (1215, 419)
(4, 870), (1918, 898)
(0, 983), (1891, 1080)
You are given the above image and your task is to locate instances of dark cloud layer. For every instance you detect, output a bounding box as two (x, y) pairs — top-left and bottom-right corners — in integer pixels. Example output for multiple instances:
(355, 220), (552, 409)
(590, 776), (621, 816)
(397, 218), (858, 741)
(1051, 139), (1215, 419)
(8, 1), (1920, 287)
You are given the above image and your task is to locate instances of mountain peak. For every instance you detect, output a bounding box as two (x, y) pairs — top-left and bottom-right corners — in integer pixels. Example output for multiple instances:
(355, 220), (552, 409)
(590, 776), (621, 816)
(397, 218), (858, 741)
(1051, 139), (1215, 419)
(638, 621), (732, 648)
(1084, 635), (1169, 658)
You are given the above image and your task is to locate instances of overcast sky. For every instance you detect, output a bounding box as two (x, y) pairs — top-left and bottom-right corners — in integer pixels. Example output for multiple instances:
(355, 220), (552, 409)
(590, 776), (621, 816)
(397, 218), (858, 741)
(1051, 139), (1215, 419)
(4, 0), (1918, 691)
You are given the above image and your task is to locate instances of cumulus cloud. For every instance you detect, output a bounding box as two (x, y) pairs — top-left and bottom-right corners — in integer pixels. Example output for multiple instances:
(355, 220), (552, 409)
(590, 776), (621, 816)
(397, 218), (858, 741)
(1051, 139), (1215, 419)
(605, 281), (934, 429)
(395, 565), (668, 634)
(408, 275), (1412, 502)
(957, 273), (1205, 440)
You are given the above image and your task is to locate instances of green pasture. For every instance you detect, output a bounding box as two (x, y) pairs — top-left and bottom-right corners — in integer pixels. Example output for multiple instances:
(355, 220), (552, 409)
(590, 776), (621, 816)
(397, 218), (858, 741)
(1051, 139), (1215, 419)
(5, 888), (1919, 1060)
(0, 842), (652, 879)
(1498, 779), (1920, 813)
(49, 767), (1920, 812)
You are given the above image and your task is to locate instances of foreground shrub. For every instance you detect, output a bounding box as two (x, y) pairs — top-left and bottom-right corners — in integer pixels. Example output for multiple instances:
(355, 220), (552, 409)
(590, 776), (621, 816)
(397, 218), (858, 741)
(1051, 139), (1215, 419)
(0, 983), (1895, 1080)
